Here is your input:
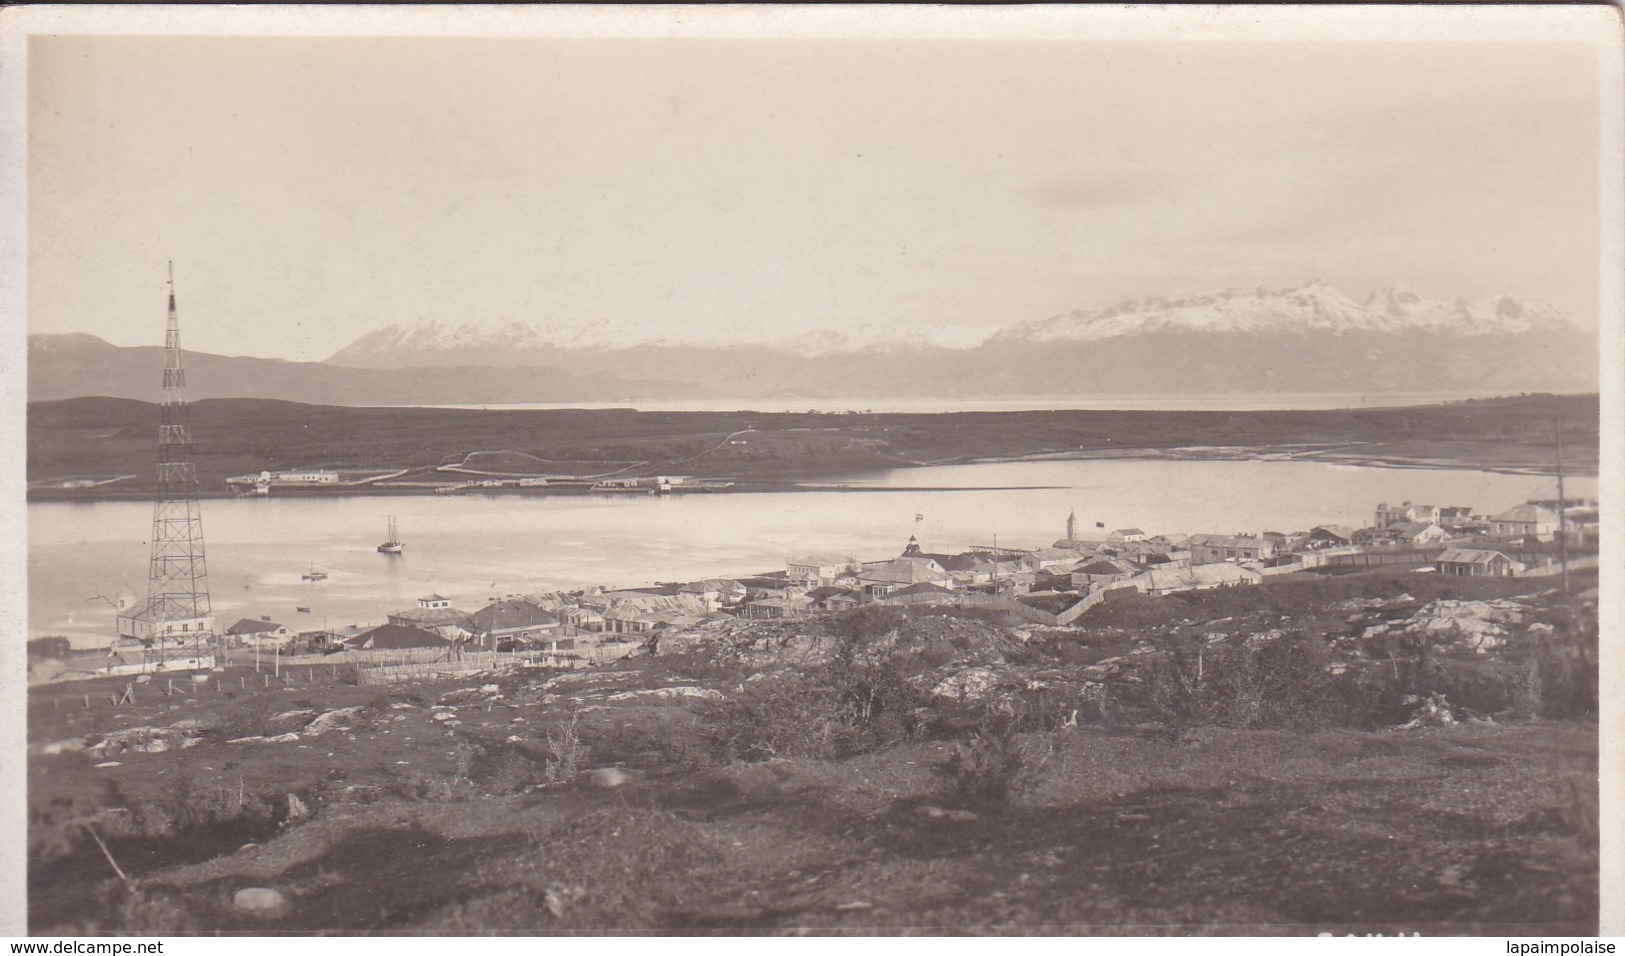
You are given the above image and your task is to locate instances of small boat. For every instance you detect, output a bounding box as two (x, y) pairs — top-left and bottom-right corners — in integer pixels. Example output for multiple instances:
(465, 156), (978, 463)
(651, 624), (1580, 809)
(378, 514), (405, 554)
(301, 563), (328, 582)
(295, 606), (312, 613)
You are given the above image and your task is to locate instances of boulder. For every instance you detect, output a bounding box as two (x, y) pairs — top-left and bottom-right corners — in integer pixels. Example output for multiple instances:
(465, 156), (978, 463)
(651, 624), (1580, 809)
(916, 805), (979, 822)
(287, 793), (311, 820)
(603, 686), (723, 702)
(303, 707), (364, 737)
(929, 666), (1006, 701)
(1397, 599), (1527, 651)
(233, 887), (288, 914)
(36, 737), (88, 756)
(584, 767), (636, 789)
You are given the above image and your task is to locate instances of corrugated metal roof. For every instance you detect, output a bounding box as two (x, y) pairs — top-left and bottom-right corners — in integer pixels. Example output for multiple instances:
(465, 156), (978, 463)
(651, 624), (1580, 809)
(1436, 548), (1513, 565)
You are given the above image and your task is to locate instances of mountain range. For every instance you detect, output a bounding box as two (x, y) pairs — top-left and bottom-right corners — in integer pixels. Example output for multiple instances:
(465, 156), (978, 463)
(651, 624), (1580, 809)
(29, 281), (1597, 405)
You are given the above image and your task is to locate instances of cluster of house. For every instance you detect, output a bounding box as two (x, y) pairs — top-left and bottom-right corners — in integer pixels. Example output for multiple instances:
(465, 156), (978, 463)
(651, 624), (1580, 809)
(220, 587), (724, 660)
(211, 495), (1598, 662)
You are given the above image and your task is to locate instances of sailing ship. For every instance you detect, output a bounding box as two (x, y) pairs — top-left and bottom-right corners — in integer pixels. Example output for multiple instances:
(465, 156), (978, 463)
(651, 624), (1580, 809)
(378, 515), (405, 554)
(301, 563), (328, 582)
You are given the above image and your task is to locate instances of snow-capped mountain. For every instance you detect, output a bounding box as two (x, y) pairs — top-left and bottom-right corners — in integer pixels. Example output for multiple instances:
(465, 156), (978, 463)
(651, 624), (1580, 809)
(992, 280), (1579, 346)
(24, 279), (1576, 404)
(331, 317), (672, 358)
(328, 316), (998, 367)
(777, 323), (998, 357)
(329, 280), (1582, 369)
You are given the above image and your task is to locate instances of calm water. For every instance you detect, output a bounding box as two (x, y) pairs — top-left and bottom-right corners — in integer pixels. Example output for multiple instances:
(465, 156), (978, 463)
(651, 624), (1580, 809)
(29, 458), (1592, 648)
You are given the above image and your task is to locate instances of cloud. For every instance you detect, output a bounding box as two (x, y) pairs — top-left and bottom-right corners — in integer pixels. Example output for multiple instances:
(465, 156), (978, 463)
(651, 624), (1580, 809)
(1024, 170), (1171, 210)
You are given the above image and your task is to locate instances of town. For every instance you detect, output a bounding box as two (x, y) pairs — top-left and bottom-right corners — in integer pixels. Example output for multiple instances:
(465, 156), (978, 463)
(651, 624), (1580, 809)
(39, 493), (1597, 688)
(24, 484), (1603, 934)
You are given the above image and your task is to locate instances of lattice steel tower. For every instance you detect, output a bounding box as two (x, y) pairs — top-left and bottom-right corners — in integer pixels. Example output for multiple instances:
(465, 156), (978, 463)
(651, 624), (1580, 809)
(138, 262), (212, 638)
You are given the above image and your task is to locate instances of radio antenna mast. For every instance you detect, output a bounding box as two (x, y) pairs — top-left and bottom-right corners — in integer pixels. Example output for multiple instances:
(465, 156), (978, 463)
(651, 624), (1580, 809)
(1555, 417), (1569, 594)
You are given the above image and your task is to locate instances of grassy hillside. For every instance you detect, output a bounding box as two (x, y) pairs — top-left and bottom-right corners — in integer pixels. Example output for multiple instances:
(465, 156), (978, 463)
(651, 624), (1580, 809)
(26, 393), (1599, 495)
(27, 571), (1598, 933)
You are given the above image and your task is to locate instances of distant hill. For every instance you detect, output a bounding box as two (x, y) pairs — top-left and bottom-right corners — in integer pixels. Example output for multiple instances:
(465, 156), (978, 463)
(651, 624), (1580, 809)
(26, 334), (671, 405)
(31, 280), (1598, 404)
(26, 393), (1601, 496)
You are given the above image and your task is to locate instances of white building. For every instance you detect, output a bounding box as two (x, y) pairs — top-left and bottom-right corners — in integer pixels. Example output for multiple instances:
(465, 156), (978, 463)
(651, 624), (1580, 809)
(115, 601), (216, 643)
(261, 469), (340, 484)
(787, 554), (861, 583)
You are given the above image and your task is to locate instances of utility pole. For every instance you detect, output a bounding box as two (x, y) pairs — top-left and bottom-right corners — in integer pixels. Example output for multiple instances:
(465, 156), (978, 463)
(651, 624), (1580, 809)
(1556, 418), (1569, 594)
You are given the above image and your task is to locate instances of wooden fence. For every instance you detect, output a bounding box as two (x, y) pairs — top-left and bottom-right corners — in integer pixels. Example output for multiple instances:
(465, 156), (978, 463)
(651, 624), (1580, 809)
(1314, 548), (1445, 570)
(223, 646), (463, 668)
(1517, 554), (1600, 577)
(356, 652), (507, 685)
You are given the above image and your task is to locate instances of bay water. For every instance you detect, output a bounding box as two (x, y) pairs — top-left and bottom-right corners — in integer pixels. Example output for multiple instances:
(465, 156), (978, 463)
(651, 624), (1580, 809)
(28, 458), (1591, 648)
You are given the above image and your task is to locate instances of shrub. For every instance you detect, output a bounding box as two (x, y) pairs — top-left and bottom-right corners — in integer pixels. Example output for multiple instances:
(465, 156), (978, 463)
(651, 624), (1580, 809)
(1139, 632), (1369, 732)
(110, 887), (205, 936)
(1520, 605), (1598, 720)
(637, 648), (751, 686)
(829, 605), (908, 646)
(706, 642), (928, 762)
(706, 673), (852, 762)
(439, 736), (548, 795)
(927, 687), (1080, 740)
(1564, 774), (1599, 855)
(545, 714), (589, 784)
(108, 757), (283, 841)
(389, 759), (476, 802)
(932, 717), (1044, 809)
(445, 808), (717, 930)
(27, 766), (121, 865)
(209, 700), (301, 742)
(1379, 602), (1597, 721)
(588, 715), (712, 771)
(1005, 685), (1083, 732)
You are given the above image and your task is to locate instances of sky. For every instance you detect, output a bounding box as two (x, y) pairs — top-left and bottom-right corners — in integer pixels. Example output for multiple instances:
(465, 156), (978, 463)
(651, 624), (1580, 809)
(26, 32), (1605, 362)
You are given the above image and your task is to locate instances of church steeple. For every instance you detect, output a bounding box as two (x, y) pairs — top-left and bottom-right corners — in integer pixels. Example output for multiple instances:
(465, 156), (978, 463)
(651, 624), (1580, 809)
(1066, 509), (1078, 543)
(902, 535), (922, 557)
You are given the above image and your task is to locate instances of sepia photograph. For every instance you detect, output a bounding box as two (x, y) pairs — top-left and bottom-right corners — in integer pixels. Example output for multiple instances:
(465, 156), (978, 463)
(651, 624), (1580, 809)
(3, 4), (1619, 938)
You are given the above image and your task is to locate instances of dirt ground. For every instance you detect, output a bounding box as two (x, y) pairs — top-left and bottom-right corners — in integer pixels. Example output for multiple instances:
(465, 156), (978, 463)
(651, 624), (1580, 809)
(27, 658), (1597, 935)
(25, 570), (1598, 934)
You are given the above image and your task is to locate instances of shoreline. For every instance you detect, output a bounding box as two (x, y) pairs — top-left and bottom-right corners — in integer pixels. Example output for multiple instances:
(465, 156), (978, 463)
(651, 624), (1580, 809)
(966, 444), (1591, 478)
(28, 393), (1597, 502)
(25, 443), (1595, 504)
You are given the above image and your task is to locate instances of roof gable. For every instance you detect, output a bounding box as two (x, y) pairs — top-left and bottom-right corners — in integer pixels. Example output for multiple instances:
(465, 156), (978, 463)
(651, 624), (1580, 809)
(1436, 548), (1512, 565)
(227, 618), (285, 635)
(1491, 504), (1558, 523)
(861, 557), (950, 585)
(469, 600), (559, 631)
(886, 582), (955, 598)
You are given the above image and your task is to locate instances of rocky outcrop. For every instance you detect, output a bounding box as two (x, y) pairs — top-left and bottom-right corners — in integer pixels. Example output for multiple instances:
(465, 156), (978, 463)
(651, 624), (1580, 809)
(1361, 599), (1531, 652)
